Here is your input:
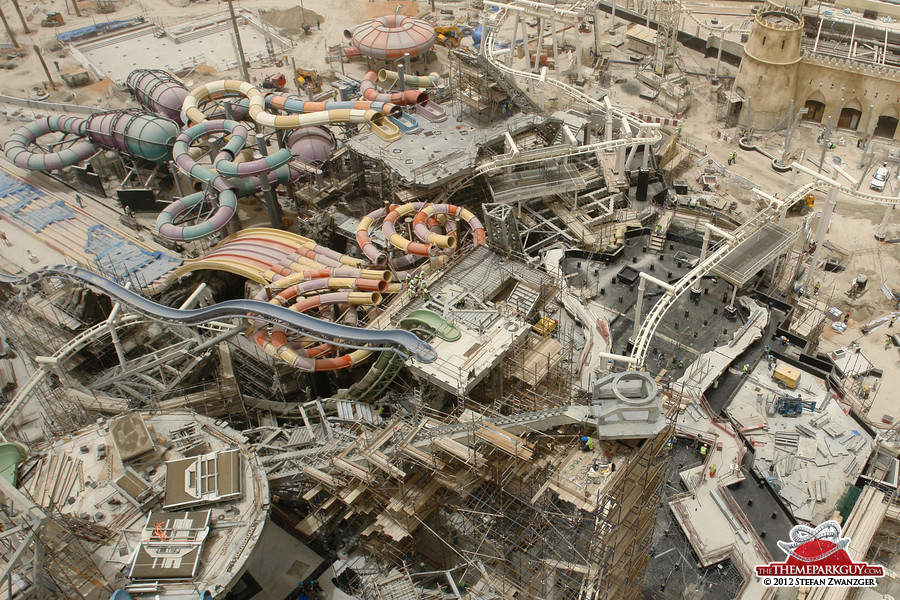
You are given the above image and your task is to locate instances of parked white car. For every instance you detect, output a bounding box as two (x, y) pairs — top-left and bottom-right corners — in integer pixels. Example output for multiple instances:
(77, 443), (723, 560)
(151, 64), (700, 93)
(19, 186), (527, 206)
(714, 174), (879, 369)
(870, 164), (890, 191)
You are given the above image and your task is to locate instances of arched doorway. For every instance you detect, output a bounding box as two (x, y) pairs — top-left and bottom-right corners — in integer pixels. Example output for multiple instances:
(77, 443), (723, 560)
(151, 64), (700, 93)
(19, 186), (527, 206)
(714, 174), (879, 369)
(838, 100), (863, 130)
(873, 107), (899, 139)
(802, 92), (826, 122)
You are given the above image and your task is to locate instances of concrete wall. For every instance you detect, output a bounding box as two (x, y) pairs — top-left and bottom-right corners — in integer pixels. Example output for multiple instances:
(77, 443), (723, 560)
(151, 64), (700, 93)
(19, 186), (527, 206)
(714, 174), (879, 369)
(794, 54), (900, 139)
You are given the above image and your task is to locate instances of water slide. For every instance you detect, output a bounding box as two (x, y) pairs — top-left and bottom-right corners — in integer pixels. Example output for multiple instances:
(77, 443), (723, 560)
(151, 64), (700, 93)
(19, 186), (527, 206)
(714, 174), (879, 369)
(378, 69), (439, 88)
(126, 69), (190, 124)
(266, 93), (401, 118)
(182, 80), (401, 141)
(0, 265), (438, 363)
(349, 15), (436, 60)
(0, 442), (27, 486)
(399, 309), (461, 341)
(360, 71), (427, 106)
(156, 119), (292, 241)
(4, 110), (179, 172)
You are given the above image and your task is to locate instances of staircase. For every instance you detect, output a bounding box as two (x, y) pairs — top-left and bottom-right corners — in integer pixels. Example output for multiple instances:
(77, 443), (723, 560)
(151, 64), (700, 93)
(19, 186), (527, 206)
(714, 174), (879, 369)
(649, 212), (672, 253)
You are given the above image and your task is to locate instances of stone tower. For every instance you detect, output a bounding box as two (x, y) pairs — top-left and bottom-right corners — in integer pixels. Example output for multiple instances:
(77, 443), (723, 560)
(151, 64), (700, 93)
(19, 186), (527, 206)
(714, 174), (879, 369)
(733, 3), (803, 131)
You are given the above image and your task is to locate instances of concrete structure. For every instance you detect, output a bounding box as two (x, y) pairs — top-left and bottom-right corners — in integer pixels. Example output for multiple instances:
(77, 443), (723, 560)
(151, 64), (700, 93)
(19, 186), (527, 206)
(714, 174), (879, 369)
(735, 1), (900, 140)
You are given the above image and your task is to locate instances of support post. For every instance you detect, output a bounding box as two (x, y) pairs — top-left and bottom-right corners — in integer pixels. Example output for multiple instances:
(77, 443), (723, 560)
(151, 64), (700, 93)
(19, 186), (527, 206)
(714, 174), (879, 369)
(33, 45), (55, 89)
(534, 18), (544, 72)
(609, 0), (616, 33)
(632, 275), (646, 343)
(227, 0), (249, 82)
(875, 204), (894, 241)
(803, 186), (838, 293)
(550, 16), (558, 66)
(10, 0), (28, 34)
(713, 34), (723, 81)
(508, 11), (519, 67)
(0, 5), (17, 48)
(818, 98), (843, 173)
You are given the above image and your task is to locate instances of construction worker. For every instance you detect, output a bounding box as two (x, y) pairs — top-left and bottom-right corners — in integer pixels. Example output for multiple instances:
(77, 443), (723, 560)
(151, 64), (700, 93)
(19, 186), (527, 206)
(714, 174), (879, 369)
(581, 436), (595, 452)
(677, 359), (684, 369)
(742, 364), (749, 375)
(699, 444), (708, 457)
(713, 379), (719, 389)
(422, 284), (430, 302)
(709, 463), (717, 477)
(890, 316), (896, 328)
(74, 194), (83, 208)
(814, 281), (821, 295)
(843, 312), (850, 324)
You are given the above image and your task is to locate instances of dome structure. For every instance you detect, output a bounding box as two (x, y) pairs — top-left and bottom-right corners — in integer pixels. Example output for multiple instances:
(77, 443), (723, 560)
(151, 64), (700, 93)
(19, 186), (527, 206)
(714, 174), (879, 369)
(350, 15), (435, 60)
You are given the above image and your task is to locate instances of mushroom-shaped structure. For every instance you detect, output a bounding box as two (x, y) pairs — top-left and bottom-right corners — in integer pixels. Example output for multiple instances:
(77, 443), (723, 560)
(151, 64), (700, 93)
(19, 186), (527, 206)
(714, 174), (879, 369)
(351, 15), (435, 60)
(286, 127), (335, 168)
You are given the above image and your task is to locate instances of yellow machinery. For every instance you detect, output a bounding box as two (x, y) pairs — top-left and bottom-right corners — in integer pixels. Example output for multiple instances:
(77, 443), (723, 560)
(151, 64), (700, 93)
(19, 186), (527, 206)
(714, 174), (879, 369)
(789, 193), (815, 215)
(532, 316), (558, 337)
(41, 12), (65, 27)
(296, 69), (322, 93)
(435, 26), (462, 48)
(773, 363), (801, 390)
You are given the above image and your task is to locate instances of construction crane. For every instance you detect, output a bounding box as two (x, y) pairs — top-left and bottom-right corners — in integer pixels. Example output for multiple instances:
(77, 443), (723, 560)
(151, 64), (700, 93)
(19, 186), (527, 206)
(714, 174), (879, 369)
(774, 395), (816, 417)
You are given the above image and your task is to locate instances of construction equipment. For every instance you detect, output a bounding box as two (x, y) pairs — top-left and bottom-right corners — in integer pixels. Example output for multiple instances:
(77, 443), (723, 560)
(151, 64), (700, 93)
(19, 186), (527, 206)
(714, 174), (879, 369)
(774, 395), (816, 417)
(261, 73), (287, 90)
(773, 363), (801, 389)
(788, 193), (815, 215)
(532, 316), (558, 337)
(60, 70), (92, 87)
(435, 26), (463, 48)
(41, 12), (65, 27)
(296, 69), (322, 93)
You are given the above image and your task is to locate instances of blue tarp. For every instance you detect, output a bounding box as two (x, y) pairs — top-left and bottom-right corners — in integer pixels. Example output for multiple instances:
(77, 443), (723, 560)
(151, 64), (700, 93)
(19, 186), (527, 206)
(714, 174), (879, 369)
(57, 17), (145, 43)
(84, 224), (181, 284)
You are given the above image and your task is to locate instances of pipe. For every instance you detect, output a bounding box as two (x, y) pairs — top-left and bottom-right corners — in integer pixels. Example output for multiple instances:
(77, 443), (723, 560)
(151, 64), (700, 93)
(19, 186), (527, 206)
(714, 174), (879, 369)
(378, 69), (439, 87)
(359, 71), (428, 106)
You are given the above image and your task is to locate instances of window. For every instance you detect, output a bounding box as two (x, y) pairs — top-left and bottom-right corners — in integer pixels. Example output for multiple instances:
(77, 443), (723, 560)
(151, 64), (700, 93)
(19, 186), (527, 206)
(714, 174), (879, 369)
(782, 40), (785, 49)
(762, 36), (767, 45)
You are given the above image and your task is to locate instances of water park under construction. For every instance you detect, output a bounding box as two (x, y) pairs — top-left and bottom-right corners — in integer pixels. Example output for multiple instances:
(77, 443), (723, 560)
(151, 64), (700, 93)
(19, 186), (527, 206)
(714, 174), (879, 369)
(0, 0), (898, 599)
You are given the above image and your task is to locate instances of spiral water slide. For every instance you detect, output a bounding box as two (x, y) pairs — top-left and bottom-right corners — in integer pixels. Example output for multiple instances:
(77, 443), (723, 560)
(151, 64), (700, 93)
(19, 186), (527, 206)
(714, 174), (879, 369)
(3, 110), (179, 172)
(0, 265), (437, 363)
(182, 80), (401, 142)
(156, 119), (293, 241)
(356, 202), (486, 264)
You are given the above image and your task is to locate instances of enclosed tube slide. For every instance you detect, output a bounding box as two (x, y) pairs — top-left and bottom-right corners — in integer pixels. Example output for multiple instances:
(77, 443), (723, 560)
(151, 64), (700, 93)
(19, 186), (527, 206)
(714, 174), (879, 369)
(382, 202), (446, 257)
(182, 80), (401, 141)
(413, 203), (486, 246)
(350, 15), (436, 60)
(252, 290), (383, 371)
(266, 93), (402, 118)
(360, 71), (427, 106)
(0, 265), (437, 363)
(4, 110), (179, 171)
(157, 119), (292, 241)
(378, 69), (439, 88)
(126, 69), (190, 124)
(3, 115), (94, 171)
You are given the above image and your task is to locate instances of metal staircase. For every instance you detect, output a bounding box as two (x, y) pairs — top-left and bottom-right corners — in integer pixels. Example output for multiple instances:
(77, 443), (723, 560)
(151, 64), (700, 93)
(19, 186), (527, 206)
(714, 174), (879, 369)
(456, 51), (544, 114)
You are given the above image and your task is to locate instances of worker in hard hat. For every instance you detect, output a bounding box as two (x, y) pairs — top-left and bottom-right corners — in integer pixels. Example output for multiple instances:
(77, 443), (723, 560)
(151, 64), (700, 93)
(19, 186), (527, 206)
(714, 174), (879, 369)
(581, 436), (595, 452)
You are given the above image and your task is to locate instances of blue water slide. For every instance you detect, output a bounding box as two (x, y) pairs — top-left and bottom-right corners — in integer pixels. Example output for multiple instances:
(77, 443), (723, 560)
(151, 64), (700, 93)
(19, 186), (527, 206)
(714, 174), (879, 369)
(0, 266), (437, 363)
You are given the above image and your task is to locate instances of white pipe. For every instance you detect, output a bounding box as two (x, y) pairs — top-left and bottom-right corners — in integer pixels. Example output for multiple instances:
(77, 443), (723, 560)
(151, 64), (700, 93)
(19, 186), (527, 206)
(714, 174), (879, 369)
(803, 186), (838, 293)
(833, 164), (858, 186)
(790, 162), (841, 188)
(179, 282), (209, 310)
(595, 351), (639, 365)
(640, 271), (677, 294)
(107, 282), (131, 369)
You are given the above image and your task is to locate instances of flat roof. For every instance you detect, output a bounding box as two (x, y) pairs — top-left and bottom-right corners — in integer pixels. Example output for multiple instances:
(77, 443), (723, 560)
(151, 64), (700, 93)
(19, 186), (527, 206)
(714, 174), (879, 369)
(109, 412), (155, 462)
(129, 510), (211, 580)
(164, 449), (243, 509)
